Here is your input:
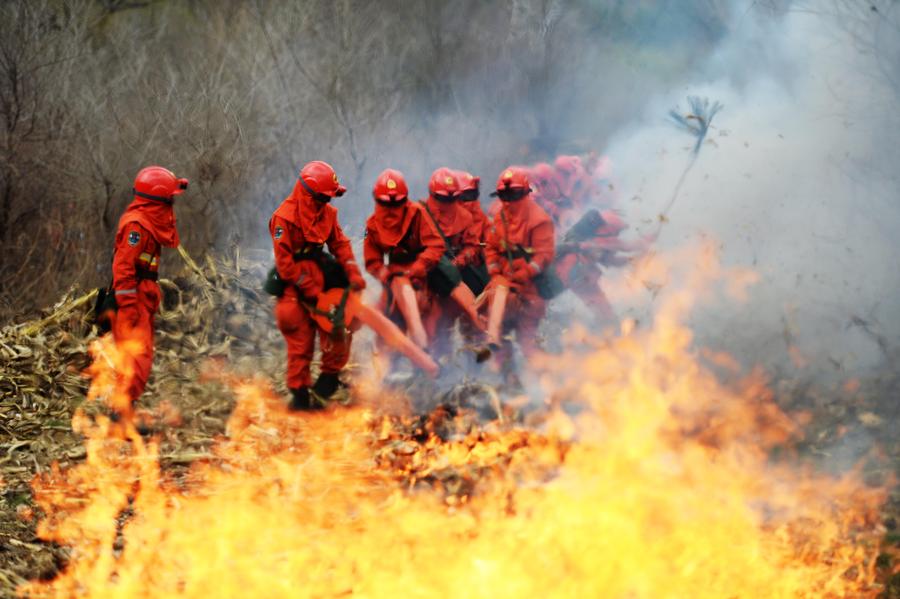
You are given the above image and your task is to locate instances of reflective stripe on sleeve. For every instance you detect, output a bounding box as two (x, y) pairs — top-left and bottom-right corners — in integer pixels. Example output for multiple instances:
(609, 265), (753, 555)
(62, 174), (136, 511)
(528, 262), (542, 274)
(115, 289), (137, 296)
(296, 274), (307, 286)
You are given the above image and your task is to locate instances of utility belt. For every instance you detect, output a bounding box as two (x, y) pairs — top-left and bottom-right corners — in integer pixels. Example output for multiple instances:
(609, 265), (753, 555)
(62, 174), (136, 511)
(263, 245), (348, 297)
(92, 264), (159, 331)
(136, 268), (159, 281)
(293, 243), (324, 260)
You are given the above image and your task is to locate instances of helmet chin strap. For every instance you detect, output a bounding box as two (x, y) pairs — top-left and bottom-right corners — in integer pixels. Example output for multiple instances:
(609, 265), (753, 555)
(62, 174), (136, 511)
(133, 189), (174, 205)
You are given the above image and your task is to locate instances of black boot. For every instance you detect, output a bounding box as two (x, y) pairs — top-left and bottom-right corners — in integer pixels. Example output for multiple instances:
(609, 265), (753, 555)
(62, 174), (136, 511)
(288, 387), (321, 411)
(311, 373), (342, 400)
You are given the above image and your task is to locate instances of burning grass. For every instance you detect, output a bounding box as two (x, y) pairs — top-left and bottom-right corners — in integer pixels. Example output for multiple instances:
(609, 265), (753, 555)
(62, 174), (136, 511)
(2, 245), (899, 597)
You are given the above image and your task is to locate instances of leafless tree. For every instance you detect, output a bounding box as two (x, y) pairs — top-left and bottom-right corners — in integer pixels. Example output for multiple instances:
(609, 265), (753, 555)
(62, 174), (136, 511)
(0, 0), (738, 319)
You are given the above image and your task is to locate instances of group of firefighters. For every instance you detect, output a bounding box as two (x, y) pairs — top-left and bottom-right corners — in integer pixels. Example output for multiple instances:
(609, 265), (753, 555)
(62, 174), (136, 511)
(106, 155), (651, 416)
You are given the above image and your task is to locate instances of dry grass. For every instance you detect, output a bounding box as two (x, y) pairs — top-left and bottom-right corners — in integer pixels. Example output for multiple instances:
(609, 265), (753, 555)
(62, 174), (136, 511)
(0, 248), (898, 596)
(0, 247), (287, 593)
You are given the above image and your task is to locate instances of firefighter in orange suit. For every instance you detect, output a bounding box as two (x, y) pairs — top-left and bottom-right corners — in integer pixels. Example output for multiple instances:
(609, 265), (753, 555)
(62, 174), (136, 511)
(363, 168), (445, 350)
(419, 167), (480, 358)
(484, 167), (555, 368)
(111, 166), (188, 419)
(270, 160), (366, 410)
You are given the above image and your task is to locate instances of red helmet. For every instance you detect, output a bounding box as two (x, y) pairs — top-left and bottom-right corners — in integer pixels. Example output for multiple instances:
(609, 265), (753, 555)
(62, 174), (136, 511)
(491, 166), (530, 201)
(372, 168), (409, 203)
(530, 163), (559, 196)
(428, 167), (459, 201)
(554, 155), (587, 198)
(133, 166), (188, 203)
(299, 160), (346, 198)
(454, 170), (480, 202)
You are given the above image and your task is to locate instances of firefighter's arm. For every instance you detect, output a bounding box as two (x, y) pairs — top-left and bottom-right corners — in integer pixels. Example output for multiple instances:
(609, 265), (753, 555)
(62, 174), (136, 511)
(363, 229), (389, 284)
(454, 222), (480, 268)
(270, 217), (302, 283)
(271, 217), (320, 296)
(410, 214), (445, 277)
(327, 219), (364, 289)
(527, 220), (556, 276)
(111, 222), (149, 309)
(508, 221), (554, 285)
(484, 225), (505, 277)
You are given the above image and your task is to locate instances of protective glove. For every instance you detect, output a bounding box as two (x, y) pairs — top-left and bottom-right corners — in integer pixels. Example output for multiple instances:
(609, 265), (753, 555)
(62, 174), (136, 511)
(511, 265), (532, 285)
(302, 281), (323, 299)
(296, 262), (323, 299)
(407, 261), (427, 280)
(347, 269), (367, 291)
(371, 266), (390, 286)
(509, 258), (534, 285)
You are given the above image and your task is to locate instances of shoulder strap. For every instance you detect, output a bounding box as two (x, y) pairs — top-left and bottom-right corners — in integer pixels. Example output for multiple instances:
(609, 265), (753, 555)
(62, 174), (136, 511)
(498, 208), (516, 266)
(420, 201), (454, 257)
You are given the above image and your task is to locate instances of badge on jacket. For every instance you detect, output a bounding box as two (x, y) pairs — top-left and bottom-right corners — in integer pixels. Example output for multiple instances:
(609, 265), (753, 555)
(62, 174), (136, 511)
(128, 230), (141, 246)
(274, 226), (283, 240)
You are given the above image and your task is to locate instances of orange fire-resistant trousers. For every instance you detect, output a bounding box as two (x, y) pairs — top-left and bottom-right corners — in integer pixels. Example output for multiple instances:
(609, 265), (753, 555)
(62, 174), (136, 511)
(112, 280), (160, 404)
(275, 288), (351, 389)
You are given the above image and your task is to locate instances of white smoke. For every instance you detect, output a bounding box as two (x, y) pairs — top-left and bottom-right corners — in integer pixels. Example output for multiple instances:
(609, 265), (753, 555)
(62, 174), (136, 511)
(602, 6), (900, 380)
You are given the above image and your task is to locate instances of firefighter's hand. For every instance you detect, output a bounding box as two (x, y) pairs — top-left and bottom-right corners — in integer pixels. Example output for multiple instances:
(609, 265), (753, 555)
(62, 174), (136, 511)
(407, 261), (427, 280)
(510, 257), (530, 274)
(504, 257), (530, 284)
(302, 282), (323, 300)
(372, 266), (390, 286)
(295, 261), (324, 298)
(511, 265), (532, 285)
(348, 270), (367, 291)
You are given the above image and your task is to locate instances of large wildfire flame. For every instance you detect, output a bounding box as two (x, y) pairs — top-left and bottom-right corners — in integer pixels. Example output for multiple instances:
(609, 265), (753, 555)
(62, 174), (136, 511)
(21, 243), (888, 598)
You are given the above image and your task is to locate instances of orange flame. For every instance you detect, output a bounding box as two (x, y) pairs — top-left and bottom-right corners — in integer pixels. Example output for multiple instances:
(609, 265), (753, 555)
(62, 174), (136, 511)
(21, 242), (889, 598)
